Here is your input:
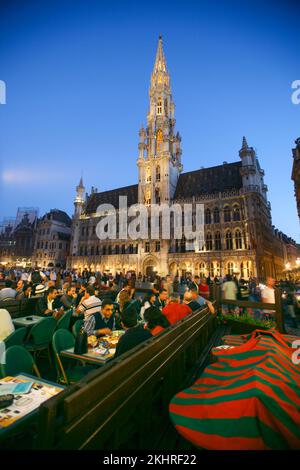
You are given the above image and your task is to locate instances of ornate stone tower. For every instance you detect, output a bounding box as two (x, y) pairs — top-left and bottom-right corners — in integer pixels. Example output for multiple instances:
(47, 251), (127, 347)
(239, 136), (268, 201)
(70, 177), (85, 257)
(137, 36), (182, 206)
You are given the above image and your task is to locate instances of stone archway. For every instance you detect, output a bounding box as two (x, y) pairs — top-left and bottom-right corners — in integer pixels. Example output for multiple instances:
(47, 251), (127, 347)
(142, 256), (158, 279)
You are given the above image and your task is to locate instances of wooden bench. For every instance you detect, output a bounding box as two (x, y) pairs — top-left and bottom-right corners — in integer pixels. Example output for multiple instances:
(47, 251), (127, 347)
(36, 306), (217, 450)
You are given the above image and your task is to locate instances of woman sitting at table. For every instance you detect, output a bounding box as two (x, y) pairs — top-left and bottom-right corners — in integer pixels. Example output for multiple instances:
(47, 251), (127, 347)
(144, 306), (170, 336)
(140, 293), (156, 321)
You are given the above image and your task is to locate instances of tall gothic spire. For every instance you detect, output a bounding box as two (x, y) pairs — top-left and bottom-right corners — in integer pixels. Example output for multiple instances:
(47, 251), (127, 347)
(150, 35), (170, 93)
(153, 35), (167, 74)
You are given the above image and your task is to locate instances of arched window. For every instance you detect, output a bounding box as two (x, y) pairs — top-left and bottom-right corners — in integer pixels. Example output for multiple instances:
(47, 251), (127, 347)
(156, 165), (161, 182)
(156, 129), (163, 152)
(213, 207), (220, 223)
(214, 231), (222, 250)
(205, 208), (211, 225)
(235, 230), (242, 249)
(96, 246), (99, 255)
(90, 246), (94, 256)
(224, 206), (231, 222)
(227, 262), (234, 275)
(145, 190), (151, 205)
(146, 167), (151, 183)
(155, 188), (160, 204)
(157, 98), (162, 115)
(226, 231), (233, 250)
(200, 262), (206, 278)
(206, 232), (213, 251)
(233, 205), (241, 221)
(209, 262), (214, 278)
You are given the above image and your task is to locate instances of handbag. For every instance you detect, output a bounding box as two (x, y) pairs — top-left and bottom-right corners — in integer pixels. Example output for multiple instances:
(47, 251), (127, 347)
(74, 327), (88, 354)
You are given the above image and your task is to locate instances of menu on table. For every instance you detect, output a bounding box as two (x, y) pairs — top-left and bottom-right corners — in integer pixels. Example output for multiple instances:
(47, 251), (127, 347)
(0, 376), (62, 429)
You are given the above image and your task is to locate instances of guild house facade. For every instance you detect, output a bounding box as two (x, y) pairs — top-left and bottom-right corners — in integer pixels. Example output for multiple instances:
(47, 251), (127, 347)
(67, 37), (293, 280)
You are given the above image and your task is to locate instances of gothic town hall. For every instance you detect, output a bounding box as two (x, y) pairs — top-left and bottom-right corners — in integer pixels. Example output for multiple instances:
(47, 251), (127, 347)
(68, 37), (291, 280)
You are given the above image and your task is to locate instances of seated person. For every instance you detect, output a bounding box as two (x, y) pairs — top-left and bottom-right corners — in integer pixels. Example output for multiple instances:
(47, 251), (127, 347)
(60, 285), (77, 310)
(35, 286), (63, 318)
(190, 288), (215, 314)
(76, 285), (102, 317)
(144, 306), (170, 335)
(0, 280), (17, 301)
(16, 283), (32, 300)
(114, 305), (152, 358)
(75, 283), (87, 307)
(154, 288), (168, 310)
(0, 308), (15, 341)
(162, 293), (192, 325)
(84, 298), (116, 337)
(15, 279), (24, 299)
(116, 281), (134, 303)
(140, 293), (156, 321)
(183, 291), (215, 314)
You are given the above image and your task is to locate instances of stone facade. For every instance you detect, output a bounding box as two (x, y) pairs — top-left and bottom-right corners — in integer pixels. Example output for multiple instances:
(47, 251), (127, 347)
(67, 37), (294, 280)
(33, 209), (71, 268)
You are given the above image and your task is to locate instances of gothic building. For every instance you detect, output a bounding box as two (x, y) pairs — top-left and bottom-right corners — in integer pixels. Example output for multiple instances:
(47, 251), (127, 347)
(68, 37), (291, 280)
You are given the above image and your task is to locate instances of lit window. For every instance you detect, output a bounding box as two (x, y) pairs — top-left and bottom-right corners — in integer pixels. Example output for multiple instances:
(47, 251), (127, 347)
(157, 98), (162, 115)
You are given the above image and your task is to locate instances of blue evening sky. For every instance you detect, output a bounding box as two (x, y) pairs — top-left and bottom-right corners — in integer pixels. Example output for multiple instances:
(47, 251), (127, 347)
(0, 0), (299, 240)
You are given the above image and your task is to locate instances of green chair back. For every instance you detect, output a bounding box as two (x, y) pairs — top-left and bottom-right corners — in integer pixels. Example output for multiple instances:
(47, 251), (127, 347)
(72, 319), (84, 338)
(4, 327), (27, 348)
(0, 345), (40, 378)
(28, 317), (56, 346)
(52, 329), (75, 383)
(52, 329), (75, 355)
(55, 309), (73, 331)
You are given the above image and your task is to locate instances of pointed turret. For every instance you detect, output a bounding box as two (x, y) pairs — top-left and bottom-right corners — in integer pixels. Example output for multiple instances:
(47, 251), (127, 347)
(241, 136), (248, 150)
(74, 176), (85, 213)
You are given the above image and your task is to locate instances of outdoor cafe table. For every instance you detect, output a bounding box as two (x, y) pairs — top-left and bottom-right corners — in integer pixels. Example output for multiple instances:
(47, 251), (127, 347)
(60, 332), (125, 366)
(12, 315), (43, 328)
(0, 373), (64, 441)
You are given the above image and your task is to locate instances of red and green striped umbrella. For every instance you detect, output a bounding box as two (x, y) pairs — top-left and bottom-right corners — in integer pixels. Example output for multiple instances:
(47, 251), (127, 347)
(169, 330), (300, 450)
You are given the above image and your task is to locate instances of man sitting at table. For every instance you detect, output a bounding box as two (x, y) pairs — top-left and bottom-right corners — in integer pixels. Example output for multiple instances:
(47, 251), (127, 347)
(84, 298), (116, 337)
(114, 305), (152, 358)
(60, 284), (77, 310)
(76, 285), (102, 317)
(162, 293), (192, 325)
(35, 286), (63, 318)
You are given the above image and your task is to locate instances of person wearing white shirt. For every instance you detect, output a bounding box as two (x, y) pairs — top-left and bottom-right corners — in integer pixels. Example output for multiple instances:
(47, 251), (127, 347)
(0, 309), (15, 341)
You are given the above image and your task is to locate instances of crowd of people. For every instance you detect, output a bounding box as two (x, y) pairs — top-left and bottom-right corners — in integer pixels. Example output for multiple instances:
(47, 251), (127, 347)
(0, 266), (217, 357)
(0, 266), (299, 356)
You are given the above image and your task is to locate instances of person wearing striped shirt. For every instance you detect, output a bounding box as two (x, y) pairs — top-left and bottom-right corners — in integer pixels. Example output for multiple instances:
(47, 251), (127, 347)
(76, 285), (102, 318)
